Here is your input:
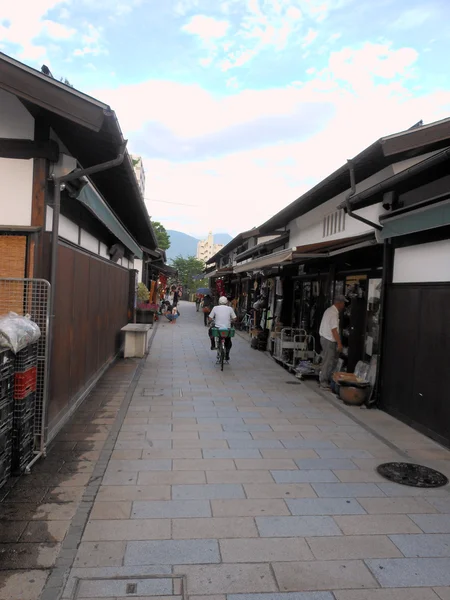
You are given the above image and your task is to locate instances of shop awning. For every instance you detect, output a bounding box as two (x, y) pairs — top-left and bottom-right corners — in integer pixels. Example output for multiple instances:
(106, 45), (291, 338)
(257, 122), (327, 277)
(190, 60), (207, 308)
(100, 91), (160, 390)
(233, 233), (377, 274)
(77, 183), (143, 258)
(234, 248), (294, 273)
(206, 268), (234, 278)
(379, 195), (450, 239)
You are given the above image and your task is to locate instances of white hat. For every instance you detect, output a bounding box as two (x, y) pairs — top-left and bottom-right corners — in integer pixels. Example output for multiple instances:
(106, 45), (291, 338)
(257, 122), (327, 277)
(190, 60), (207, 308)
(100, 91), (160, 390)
(219, 296), (228, 305)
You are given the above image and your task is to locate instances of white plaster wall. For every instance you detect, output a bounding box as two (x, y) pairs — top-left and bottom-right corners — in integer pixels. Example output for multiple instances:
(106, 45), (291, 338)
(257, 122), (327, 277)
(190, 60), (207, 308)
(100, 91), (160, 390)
(80, 229), (99, 254)
(99, 243), (109, 259)
(393, 240), (450, 283)
(0, 90), (35, 226)
(287, 152), (442, 249)
(59, 214), (79, 244)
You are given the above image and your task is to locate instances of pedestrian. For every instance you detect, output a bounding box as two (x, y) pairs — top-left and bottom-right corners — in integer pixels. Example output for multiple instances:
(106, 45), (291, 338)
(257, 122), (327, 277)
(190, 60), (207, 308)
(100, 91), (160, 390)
(165, 304), (180, 324)
(202, 293), (213, 326)
(318, 294), (346, 389)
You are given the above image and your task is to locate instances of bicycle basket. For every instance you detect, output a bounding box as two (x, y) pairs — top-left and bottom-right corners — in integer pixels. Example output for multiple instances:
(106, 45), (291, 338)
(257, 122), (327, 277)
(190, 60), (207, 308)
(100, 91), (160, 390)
(211, 328), (235, 338)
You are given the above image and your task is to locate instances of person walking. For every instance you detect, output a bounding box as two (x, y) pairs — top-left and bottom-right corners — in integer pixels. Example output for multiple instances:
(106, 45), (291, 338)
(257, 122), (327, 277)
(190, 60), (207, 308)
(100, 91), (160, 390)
(202, 294), (213, 326)
(318, 295), (346, 389)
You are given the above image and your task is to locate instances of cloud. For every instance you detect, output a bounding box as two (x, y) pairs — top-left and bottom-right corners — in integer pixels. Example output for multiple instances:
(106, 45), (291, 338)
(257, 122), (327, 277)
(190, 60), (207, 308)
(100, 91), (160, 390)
(91, 41), (450, 237)
(182, 14), (230, 38)
(0, 0), (70, 61)
(73, 24), (107, 57)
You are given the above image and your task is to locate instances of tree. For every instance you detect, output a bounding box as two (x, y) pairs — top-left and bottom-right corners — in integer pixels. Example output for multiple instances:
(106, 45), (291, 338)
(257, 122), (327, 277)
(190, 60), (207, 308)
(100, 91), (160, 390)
(152, 221), (170, 251)
(170, 255), (207, 294)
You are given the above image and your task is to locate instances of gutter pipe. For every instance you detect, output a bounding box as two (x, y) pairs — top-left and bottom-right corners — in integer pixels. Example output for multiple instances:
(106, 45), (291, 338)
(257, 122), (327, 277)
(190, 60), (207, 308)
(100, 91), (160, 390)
(46, 142), (127, 441)
(344, 160), (383, 231)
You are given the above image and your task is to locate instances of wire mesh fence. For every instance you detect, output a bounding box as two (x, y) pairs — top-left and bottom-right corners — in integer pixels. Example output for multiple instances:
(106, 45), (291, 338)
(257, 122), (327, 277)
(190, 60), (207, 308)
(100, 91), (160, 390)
(0, 278), (50, 456)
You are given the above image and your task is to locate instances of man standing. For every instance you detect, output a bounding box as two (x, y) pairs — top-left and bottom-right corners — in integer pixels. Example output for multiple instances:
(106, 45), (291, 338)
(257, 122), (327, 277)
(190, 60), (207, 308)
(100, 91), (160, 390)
(318, 295), (346, 389)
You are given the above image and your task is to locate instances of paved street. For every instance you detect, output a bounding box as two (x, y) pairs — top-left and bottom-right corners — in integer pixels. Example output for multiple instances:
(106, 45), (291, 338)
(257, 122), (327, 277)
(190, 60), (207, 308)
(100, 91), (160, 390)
(3, 301), (450, 600)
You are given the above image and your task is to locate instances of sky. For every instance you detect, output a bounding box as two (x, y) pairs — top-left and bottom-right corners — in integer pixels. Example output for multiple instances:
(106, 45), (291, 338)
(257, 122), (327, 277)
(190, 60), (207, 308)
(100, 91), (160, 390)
(1, 0), (450, 238)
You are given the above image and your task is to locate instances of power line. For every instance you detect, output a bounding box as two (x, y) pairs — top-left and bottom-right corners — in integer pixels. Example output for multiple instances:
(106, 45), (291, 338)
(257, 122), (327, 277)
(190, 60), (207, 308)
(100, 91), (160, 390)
(144, 197), (198, 207)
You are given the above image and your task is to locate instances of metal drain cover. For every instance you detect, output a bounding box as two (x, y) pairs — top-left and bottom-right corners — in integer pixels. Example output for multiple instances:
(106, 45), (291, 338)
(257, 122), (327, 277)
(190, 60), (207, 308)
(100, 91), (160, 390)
(377, 462), (448, 488)
(72, 575), (185, 599)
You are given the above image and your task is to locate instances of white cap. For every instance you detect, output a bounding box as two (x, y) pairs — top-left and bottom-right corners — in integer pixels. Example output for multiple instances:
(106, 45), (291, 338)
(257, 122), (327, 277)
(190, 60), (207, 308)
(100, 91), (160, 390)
(219, 296), (228, 305)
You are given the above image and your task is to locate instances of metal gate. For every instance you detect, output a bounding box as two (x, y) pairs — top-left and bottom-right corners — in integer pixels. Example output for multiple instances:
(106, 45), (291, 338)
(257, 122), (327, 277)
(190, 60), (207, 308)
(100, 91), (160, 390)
(0, 278), (51, 464)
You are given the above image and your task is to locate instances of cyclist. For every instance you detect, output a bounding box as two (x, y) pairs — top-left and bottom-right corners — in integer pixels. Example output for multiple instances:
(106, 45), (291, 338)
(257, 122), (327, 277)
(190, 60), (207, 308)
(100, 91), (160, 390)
(208, 296), (237, 361)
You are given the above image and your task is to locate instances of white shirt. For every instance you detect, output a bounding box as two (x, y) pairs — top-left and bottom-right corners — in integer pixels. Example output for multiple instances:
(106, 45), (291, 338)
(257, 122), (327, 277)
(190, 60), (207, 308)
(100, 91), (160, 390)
(319, 305), (339, 342)
(209, 305), (237, 329)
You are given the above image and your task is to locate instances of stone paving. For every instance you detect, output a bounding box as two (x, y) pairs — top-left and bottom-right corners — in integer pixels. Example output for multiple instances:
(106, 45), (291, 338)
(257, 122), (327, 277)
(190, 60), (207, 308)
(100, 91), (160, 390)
(4, 301), (450, 600)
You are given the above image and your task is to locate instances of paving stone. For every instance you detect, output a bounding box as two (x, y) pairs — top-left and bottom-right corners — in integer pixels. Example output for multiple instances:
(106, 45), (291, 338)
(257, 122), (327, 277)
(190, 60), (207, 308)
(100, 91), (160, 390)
(316, 449), (374, 458)
(206, 470), (274, 484)
(295, 458), (358, 470)
(125, 539), (220, 565)
(172, 459), (236, 470)
(0, 569), (49, 600)
(202, 449), (262, 459)
(244, 483), (316, 499)
(307, 535), (403, 560)
(174, 564), (278, 594)
(256, 515), (342, 537)
(141, 449), (203, 459)
(220, 537), (314, 562)
(76, 577), (172, 598)
(334, 591), (440, 600)
(101, 471), (138, 486)
(376, 483), (449, 497)
(83, 518), (171, 541)
(272, 470), (339, 483)
(172, 484), (245, 500)
(234, 459), (298, 470)
(286, 498), (365, 515)
(172, 517), (259, 539)
(435, 588), (450, 600)
(132, 499), (211, 518)
(335, 515), (422, 535)
(366, 558), (450, 587)
(408, 514), (450, 533)
(90, 501), (132, 520)
(358, 497), (438, 514)
(311, 483), (386, 497)
(200, 432), (253, 440)
(228, 595), (334, 600)
(282, 440), (338, 449)
(20, 520), (70, 543)
(273, 560), (378, 591)
(261, 449), (320, 459)
(138, 471), (206, 485)
(390, 534), (450, 557)
(227, 440), (285, 449)
(96, 485), (171, 501)
(74, 541), (127, 567)
(211, 498), (289, 517)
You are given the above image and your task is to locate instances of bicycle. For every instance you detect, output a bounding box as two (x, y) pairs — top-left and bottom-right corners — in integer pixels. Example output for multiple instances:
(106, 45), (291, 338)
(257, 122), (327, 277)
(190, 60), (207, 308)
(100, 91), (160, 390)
(237, 312), (252, 331)
(211, 327), (235, 371)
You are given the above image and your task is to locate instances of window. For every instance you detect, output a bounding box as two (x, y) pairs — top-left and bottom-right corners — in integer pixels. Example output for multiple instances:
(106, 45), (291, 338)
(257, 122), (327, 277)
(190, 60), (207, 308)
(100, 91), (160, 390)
(323, 209), (345, 237)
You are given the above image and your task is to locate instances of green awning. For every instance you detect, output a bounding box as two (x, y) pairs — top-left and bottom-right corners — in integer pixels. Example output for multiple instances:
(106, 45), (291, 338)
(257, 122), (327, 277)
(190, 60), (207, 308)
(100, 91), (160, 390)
(77, 183), (143, 258)
(380, 198), (450, 240)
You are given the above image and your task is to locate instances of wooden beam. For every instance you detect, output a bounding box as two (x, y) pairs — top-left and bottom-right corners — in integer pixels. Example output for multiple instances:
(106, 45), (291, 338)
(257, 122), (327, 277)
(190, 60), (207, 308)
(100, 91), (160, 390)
(0, 138), (59, 161)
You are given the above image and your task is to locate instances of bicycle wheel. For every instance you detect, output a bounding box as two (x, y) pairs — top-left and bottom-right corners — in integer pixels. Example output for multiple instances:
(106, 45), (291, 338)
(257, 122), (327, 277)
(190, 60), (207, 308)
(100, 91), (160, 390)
(220, 341), (225, 371)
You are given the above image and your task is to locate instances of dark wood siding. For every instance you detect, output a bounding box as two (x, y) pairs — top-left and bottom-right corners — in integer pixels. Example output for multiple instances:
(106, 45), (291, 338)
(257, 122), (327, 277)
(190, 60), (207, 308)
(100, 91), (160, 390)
(381, 283), (450, 447)
(47, 242), (129, 429)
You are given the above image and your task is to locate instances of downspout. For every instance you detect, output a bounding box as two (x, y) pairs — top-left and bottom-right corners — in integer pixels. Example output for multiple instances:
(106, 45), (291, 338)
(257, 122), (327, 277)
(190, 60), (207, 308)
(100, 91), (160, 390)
(46, 142), (127, 436)
(344, 160), (382, 231)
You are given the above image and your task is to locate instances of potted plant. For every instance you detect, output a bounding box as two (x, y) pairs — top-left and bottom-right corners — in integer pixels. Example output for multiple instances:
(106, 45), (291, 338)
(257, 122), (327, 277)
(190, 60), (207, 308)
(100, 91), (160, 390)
(136, 283), (156, 324)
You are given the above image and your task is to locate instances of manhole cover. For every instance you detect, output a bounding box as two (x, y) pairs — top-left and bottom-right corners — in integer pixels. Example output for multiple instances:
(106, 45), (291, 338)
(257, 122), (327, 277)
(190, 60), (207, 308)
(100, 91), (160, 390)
(377, 462), (448, 488)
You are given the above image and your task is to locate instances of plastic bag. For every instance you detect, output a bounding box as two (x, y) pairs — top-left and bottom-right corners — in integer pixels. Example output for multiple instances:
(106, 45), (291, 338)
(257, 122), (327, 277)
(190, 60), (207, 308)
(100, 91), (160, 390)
(0, 312), (41, 353)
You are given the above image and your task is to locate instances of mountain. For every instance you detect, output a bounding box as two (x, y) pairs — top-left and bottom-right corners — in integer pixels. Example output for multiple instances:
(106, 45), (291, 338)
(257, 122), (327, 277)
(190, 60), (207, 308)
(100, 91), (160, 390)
(166, 231), (233, 262)
(166, 231), (198, 261)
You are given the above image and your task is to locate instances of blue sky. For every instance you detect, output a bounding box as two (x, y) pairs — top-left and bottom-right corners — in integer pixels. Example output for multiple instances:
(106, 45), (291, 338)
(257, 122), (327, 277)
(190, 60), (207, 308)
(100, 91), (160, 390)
(1, 0), (450, 237)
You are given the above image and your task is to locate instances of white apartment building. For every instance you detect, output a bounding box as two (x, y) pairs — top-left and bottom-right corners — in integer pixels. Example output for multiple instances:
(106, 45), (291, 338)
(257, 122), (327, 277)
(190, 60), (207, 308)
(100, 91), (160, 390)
(131, 155), (145, 196)
(197, 231), (223, 263)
